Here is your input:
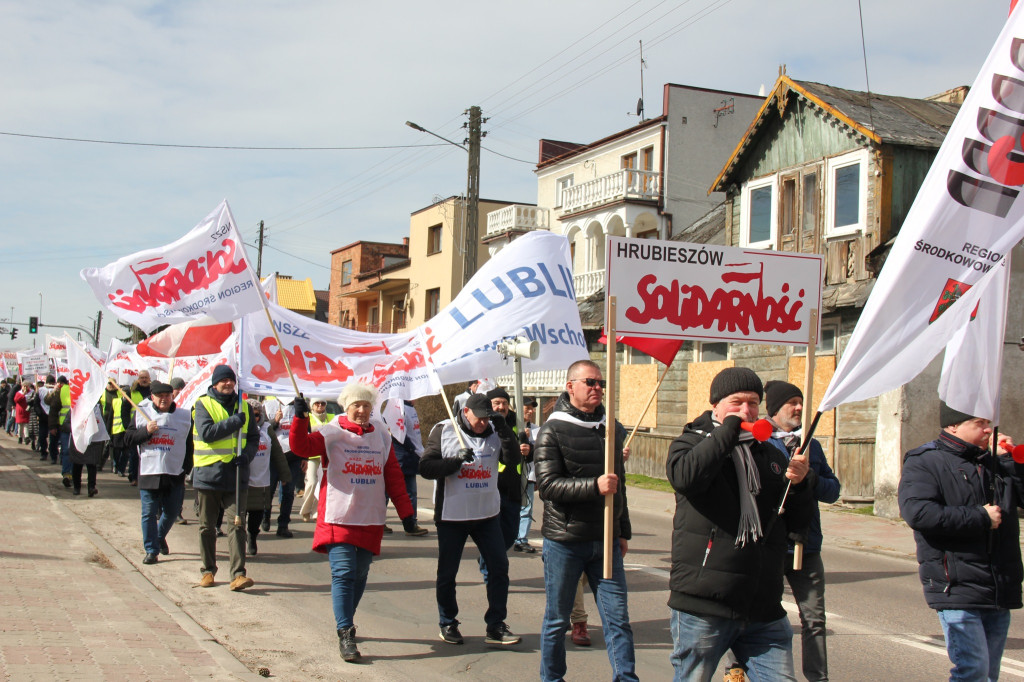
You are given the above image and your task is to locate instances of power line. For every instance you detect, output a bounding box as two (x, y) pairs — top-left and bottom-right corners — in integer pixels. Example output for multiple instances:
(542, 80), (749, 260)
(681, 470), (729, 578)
(0, 130), (447, 151)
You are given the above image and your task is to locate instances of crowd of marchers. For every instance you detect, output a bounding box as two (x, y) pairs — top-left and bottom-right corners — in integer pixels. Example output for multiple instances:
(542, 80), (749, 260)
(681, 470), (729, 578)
(4, 356), (1022, 682)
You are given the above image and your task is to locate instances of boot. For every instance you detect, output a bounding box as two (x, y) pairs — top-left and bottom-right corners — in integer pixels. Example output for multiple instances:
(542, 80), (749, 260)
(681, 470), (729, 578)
(338, 626), (360, 662)
(571, 621), (591, 646)
(247, 534), (258, 556)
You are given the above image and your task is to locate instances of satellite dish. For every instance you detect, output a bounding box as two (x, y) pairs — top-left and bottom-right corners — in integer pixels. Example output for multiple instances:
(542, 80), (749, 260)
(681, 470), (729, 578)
(636, 97), (644, 117)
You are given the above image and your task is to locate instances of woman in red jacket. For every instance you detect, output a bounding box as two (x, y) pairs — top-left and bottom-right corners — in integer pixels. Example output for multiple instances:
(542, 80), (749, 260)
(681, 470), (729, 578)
(289, 382), (416, 664)
(14, 382), (31, 444)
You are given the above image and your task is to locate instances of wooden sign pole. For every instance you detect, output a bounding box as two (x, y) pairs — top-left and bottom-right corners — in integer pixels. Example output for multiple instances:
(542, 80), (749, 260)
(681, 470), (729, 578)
(604, 296), (618, 580)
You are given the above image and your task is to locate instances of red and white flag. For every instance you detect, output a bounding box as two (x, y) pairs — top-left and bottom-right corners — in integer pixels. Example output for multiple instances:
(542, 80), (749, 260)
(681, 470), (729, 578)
(65, 337), (113, 451)
(819, 9), (1024, 420)
(137, 317), (235, 358)
(80, 200), (265, 334)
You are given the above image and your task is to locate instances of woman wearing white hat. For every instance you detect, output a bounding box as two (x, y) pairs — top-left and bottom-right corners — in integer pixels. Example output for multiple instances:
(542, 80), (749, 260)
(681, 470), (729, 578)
(289, 382), (417, 664)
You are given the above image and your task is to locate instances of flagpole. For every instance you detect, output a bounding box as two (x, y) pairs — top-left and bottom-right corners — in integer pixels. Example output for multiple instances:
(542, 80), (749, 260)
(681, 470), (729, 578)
(604, 296), (618, 580)
(415, 327), (468, 449)
(623, 362), (671, 452)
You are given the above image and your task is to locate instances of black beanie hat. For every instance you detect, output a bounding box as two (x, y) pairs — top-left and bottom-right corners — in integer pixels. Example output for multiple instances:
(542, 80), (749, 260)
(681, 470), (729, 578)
(940, 401), (975, 428)
(210, 364), (236, 385)
(486, 387), (510, 402)
(764, 380), (803, 417)
(709, 367), (763, 404)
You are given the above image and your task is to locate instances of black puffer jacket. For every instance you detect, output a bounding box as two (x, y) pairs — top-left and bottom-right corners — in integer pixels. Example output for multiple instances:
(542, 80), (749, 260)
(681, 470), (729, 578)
(534, 393), (631, 543)
(898, 432), (1024, 611)
(666, 411), (815, 622)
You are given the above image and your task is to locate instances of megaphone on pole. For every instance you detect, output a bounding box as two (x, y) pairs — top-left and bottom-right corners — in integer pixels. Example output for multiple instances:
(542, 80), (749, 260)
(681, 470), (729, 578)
(498, 336), (539, 361)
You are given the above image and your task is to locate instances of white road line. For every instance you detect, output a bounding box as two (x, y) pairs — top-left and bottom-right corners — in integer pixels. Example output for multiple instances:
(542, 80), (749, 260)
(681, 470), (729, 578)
(625, 562), (1024, 678)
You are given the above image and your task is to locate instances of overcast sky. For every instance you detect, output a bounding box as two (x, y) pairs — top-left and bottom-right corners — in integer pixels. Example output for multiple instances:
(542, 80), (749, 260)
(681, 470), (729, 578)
(0, 0), (1010, 350)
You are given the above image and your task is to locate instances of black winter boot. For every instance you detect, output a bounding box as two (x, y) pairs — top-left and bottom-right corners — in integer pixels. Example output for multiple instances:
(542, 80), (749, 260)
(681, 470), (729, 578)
(338, 626), (360, 662)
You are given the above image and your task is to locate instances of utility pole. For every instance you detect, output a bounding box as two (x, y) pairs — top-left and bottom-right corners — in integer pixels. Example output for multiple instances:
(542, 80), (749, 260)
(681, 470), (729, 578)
(257, 220), (265, 277)
(463, 106), (482, 286)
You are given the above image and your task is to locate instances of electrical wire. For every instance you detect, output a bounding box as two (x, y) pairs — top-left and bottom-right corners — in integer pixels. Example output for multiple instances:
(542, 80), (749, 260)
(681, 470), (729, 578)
(0, 130), (447, 151)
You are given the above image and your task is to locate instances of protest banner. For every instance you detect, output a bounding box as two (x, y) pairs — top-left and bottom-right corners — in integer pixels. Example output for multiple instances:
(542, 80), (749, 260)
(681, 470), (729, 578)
(45, 335), (67, 361)
(818, 8), (1024, 419)
(65, 337), (112, 452)
(605, 236), (823, 345)
(19, 353), (50, 378)
(237, 231), (587, 400)
(80, 200), (265, 334)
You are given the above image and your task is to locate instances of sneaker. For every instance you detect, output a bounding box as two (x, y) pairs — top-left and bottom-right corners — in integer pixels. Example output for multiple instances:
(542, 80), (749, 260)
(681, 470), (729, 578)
(62, 474), (71, 488)
(338, 626), (360, 663)
(513, 541), (537, 554)
(159, 538), (169, 555)
(724, 667), (747, 682)
(142, 553), (158, 565)
(229, 575), (254, 591)
(571, 621), (591, 646)
(485, 622), (521, 646)
(175, 515), (187, 525)
(439, 621), (464, 645)
(404, 525), (429, 537)
(198, 573), (215, 588)
(276, 527), (293, 538)
(88, 488), (98, 498)
(261, 516), (270, 532)
(216, 527), (226, 538)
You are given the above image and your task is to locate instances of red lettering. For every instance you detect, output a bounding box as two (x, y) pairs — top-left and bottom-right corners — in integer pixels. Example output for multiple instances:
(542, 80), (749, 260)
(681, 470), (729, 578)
(69, 369), (91, 408)
(457, 467), (492, 480)
(986, 134), (1024, 186)
(250, 337), (353, 383)
(342, 461), (383, 475)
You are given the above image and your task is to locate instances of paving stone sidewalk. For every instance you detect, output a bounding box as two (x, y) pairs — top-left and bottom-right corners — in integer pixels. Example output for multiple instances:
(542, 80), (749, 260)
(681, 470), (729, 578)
(0, 444), (260, 681)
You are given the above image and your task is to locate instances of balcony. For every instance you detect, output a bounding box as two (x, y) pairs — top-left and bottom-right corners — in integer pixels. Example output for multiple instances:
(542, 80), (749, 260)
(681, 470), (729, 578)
(573, 269), (605, 298)
(495, 369), (566, 392)
(561, 169), (661, 214)
(486, 204), (548, 236)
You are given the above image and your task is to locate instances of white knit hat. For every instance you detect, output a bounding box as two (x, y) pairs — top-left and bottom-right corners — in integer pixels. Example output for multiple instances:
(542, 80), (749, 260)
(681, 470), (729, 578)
(338, 383), (378, 411)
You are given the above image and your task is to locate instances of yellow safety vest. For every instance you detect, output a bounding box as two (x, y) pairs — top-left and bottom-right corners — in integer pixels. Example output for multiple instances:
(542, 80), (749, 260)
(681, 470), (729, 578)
(111, 396), (124, 435)
(307, 411), (335, 461)
(58, 385), (71, 426)
(192, 396), (251, 467)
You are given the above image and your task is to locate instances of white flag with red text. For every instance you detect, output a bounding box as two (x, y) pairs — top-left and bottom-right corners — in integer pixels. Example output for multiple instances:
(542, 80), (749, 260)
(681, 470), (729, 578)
(818, 8), (1024, 420)
(66, 337), (111, 451)
(80, 200), (265, 334)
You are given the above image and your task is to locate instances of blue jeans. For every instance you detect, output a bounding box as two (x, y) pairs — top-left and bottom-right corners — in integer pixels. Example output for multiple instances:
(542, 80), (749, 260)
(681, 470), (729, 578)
(517, 481), (535, 543)
(669, 609), (795, 682)
(140, 483), (185, 555)
(435, 515), (509, 629)
(540, 538), (636, 682)
(327, 542), (373, 630)
(938, 608), (1011, 681)
(478, 497), (520, 582)
(59, 431), (71, 475)
(272, 452), (304, 530)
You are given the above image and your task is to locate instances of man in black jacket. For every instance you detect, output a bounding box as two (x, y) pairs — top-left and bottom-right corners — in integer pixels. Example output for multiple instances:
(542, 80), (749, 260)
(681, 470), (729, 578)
(666, 366), (814, 681)
(535, 359), (635, 682)
(419, 392), (521, 647)
(898, 402), (1023, 681)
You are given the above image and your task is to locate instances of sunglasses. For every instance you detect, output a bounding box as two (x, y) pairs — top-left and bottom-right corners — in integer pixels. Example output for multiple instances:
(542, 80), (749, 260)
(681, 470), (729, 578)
(572, 378), (607, 389)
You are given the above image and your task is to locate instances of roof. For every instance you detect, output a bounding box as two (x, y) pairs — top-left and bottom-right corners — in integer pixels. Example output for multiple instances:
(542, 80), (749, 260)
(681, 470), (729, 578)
(536, 115), (667, 171)
(672, 202), (726, 245)
(712, 76), (962, 192)
(274, 276), (317, 313)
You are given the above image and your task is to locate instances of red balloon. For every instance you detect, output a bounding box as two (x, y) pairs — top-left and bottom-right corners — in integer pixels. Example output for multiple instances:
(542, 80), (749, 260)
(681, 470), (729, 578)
(741, 419), (773, 442)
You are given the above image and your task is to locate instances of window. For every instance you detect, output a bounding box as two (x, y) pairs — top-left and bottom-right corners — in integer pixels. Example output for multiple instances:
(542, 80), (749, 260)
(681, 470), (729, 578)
(826, 150), (868, 237)
(426, 288), (441, 320)
(698, 342), (729, 362)
(555, 174), (574, 207)
(368, 305), (379, 331)
(740, 176), (777, 248)
(427, 224), (443, 255)
(791, 322), (838, 355)
(341, 260), (352, 286)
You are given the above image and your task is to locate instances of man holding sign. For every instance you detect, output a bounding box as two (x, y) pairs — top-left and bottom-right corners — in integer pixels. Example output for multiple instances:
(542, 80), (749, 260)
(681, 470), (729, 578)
(666, 367), (814, 681)
(534, 359), (634, 682)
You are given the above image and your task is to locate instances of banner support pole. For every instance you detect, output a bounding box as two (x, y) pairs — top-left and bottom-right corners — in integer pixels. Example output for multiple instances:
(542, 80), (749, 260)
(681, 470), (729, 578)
(604, 296), (618, 580)
(623, 362), (671, 452)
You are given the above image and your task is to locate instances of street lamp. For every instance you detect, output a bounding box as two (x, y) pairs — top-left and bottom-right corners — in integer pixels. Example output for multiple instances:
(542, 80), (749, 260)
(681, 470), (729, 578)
(406, 107), (482, 286)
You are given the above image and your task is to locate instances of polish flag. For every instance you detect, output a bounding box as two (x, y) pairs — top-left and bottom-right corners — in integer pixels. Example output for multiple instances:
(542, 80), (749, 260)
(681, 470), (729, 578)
(137, 318), (234, 358)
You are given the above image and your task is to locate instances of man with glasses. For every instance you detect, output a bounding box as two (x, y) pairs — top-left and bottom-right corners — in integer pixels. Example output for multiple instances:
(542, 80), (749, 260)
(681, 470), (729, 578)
(535, 359), (636, 682)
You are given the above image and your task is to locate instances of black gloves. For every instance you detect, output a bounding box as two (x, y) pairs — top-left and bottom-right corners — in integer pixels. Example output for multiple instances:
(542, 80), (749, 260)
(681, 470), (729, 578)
(721, 414), (743, 433)
(458, 448), (476, 463)
(293, 396), (309, 420)
(489, 413), (507, 432)
(225, 411), (246, 431)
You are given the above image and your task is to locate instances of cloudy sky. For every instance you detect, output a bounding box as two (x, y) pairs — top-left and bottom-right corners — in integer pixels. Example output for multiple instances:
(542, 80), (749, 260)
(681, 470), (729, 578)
(0, 0), (1010, 350)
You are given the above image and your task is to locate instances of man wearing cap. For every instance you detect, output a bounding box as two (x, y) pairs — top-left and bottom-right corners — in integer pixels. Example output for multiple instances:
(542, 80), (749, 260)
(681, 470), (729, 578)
(192, 365), (259, 590)
(124, 381), (193, 565)
(534, 359), (635, 682)
(762, 380), (841, 682)
(419, 391), (522, 646)
(666, 366), (815, 681)
(899, 403), (1023, 681)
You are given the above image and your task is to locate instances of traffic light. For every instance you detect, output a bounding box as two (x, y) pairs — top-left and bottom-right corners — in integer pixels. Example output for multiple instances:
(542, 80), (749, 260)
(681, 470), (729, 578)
(10, 328), (17, 340)
(28, 316), (37, 334)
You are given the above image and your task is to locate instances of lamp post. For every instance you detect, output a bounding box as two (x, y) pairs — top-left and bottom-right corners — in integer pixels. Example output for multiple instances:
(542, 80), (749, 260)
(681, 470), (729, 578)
(406, 106), (483, 286)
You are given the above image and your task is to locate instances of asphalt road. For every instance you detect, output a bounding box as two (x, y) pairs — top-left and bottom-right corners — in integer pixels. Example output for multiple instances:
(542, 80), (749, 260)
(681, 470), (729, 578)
(29, 455), (1024, 681)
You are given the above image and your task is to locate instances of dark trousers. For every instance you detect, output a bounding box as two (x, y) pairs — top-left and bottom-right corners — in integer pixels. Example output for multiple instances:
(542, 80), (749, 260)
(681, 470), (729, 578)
(271, 452), (304, 530)
(37, 426), (48, 455)
(785, 551), (828, 682)
(478, 496), (520, 581)
(435, 515), (509, 629)
(72, 463), (97, 492)
(48, 430), (59, 463)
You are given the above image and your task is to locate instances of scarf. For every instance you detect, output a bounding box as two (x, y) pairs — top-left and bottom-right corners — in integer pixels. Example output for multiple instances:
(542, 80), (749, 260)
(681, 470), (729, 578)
(711, 419), (762, 547)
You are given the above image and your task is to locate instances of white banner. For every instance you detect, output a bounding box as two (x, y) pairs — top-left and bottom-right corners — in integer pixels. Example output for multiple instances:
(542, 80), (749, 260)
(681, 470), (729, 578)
(80, 200), (265, 334)
(605, 236), (824, 345)
(45, 335), (67, 360)
(174, 344), (238, 411)
(819, 10), (1024, 418)
(237, 231), (588, 399)
(19, 351), (50, 377)
(66, 337), (111, 451)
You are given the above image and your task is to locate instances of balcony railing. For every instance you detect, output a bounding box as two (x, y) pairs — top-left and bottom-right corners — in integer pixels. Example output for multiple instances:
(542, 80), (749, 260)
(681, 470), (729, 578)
(494, 369), (566, 392)
(573, 269), (605, 298)
(561, 169), (661, 214)
(486, 204), (549, 235)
